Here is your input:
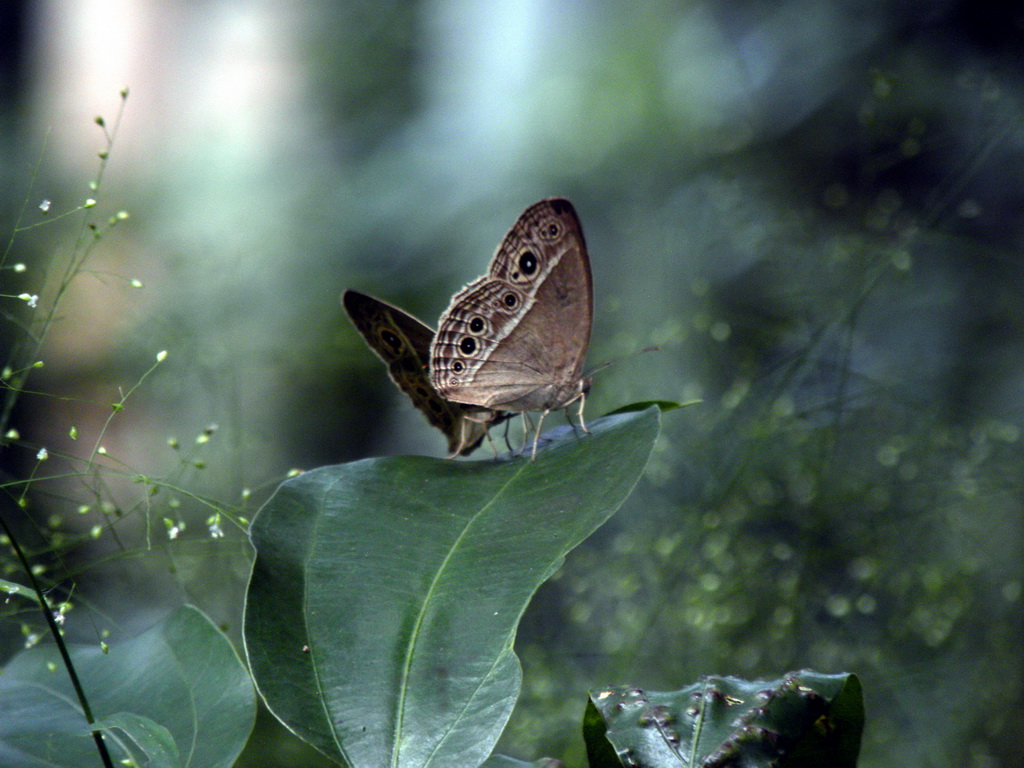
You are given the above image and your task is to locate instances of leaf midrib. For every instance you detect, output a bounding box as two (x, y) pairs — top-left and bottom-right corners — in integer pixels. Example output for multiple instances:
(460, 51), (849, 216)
(391, 461), (528, 768)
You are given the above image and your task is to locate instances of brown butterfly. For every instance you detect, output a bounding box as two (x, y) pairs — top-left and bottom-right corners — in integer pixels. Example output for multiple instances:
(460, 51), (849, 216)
(342, 290), (504, 456)
(429, 198), (592, 456)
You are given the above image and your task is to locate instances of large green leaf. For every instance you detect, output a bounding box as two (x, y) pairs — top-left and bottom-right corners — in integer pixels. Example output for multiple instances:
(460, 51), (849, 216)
(583, 671), (863, 767)
(0, 605), (256, 768)
(244, 407), (660, 768)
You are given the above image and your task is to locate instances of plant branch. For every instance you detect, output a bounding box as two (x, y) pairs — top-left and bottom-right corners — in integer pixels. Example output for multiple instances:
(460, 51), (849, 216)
(0, 507), (115, 768)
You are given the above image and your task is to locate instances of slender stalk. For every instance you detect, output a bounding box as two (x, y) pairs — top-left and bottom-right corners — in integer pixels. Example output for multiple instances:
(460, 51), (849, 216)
(0, 509), (115, 768)
(1, 89), (129, 439)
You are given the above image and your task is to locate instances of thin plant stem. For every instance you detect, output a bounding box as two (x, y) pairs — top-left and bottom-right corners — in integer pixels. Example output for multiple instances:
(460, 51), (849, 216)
(0, 90), (129, 440)
(0, 509), (115, 768)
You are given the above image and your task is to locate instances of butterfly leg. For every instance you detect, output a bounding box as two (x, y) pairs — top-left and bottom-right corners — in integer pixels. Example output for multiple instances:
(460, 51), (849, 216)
(474, 419), (498, 459)
(576, 391), (589, 433)
(501, 417), (514, 452)
(530, 394), (589, 458)
(531, 409), (550, 459)
(447, 421), (469, 459)
(557, 391), (589, 434)
(462, 411), (500, 459)
(519, 412), (535, 451)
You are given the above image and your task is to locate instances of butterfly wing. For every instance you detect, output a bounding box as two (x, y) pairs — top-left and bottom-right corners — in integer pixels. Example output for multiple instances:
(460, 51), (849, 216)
(430, 198), (592, 412)
(343, 290), (496, 455)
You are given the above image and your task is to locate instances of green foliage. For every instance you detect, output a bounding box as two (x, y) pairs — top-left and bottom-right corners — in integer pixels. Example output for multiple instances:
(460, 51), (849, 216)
(244, 408), (660, 768)
(0, 98), (263, 768)
(602, 401), (691, 416)
(5, 8), (1024, 765)
(0, 606), (256, 768)
(480, 756), (564, 768)
(584, 672), (862, 768)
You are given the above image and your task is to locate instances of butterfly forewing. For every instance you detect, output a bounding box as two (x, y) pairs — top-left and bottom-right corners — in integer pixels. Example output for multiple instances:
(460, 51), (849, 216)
(342, 290), (497, 455)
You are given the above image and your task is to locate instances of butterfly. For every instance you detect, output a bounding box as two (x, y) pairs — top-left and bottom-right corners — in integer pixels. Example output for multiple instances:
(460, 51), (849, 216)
(429, 198), (592, 456)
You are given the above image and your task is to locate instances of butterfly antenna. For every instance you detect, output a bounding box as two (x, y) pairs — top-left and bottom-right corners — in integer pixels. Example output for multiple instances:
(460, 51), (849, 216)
(585, 346), (661, 378)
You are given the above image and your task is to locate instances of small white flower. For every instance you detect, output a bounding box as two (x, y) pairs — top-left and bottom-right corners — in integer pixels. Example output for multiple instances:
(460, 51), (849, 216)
(168, 525), (180, 540)
(36, 448), (48, 461)
(52, 611), (65, 626)
(13, 263), (26, 273)
(39, 199), (51, 213)
(18, 294), (39, 308)
(209, 523), (224, 539)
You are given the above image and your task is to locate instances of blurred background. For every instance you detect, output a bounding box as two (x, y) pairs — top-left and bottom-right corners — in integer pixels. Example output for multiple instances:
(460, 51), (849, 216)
(1, 1), (1022, 766)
